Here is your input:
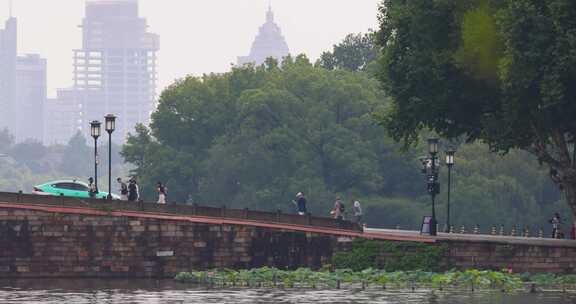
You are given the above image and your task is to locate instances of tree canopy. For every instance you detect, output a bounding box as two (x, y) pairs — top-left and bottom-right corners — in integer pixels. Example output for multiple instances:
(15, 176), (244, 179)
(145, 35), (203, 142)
(121, 52), (562, 230)
(377, 0), (576, 217)
(122, 56), (422, 215)
(317, 32), (381, 73)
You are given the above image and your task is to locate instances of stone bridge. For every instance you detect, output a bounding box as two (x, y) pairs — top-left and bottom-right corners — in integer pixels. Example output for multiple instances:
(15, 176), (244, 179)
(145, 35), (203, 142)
(1, 192), (575, 278)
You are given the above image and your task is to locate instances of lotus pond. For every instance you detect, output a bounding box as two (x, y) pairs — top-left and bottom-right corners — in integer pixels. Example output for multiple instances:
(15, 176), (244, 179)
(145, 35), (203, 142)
(175, 267), (576, 292)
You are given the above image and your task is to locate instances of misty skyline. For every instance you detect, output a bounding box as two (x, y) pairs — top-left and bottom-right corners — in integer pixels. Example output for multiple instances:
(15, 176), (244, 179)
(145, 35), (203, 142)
(1, 0), (380, 98)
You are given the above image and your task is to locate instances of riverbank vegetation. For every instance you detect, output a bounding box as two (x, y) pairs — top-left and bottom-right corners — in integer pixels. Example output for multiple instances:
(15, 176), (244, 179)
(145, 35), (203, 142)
(175, 267), (576, 292)
(332, 240), (446, 272)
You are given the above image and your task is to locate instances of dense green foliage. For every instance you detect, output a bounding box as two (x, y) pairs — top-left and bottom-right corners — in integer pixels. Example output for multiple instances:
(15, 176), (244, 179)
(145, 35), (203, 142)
(332, 240), (382, 272)
(174, 267), (576, 291)
(316, 32), (380, 73)
(122, 56), (422, 214)
(0, 27), (568, 231)
(377, 0), (576, 217)
(0, 129), (127, 193)
(120, 44), (565, 230)
(332, 240), (445, 272)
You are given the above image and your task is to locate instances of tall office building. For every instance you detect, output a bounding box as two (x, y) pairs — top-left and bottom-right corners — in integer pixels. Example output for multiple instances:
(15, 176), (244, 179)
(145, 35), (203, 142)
(15, 54), (46, 143)
(238, 6), (290, 66)
(0, 17), (17, 132)
(50, 0), (159, 144)
(44, 90), (83, 145)
(1, 17), (47, 143)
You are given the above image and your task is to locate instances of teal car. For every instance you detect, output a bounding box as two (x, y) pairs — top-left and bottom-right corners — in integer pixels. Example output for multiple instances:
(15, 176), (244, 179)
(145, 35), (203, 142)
(33, 180), (120, 200)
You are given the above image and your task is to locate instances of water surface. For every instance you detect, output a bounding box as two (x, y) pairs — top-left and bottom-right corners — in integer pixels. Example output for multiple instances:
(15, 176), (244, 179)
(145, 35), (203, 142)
(0, 279), (575, 304)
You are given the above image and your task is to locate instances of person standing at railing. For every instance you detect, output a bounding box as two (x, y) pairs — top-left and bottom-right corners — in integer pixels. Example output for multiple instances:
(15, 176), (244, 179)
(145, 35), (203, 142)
(128, 178), (139, 202)
(88, 177), (97, 198)
(157, 182), (167, 205)
(550, 212), (563, 239)
(353, 200), (362, 224)
(331, 197), (345, 220)
(292, 192), (307, 215)
(117, 177), (128, 201)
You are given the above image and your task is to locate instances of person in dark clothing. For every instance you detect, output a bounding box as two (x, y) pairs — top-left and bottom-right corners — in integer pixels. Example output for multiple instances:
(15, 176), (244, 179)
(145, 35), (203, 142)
(128, 178), (139, 202)
(88, 177), (97, 198)
(292, 192), (307, 215)
(550, 212), (563, 239)
(117, 177), (128, 201)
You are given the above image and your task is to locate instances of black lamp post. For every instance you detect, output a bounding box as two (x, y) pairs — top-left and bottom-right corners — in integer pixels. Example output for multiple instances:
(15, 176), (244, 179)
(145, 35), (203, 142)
(90, 120), (101, 193)
(426, 138), (440, 236)
(104, 114), (116, 200)
(445, 150), (455, 232)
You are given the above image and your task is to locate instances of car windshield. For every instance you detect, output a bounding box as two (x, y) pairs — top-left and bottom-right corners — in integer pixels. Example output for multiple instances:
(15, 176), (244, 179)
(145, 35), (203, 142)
(54, 182), (90, 192)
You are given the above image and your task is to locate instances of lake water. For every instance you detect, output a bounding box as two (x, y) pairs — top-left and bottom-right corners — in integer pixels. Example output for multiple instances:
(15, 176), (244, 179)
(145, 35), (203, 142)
(0, 279), (575, 304)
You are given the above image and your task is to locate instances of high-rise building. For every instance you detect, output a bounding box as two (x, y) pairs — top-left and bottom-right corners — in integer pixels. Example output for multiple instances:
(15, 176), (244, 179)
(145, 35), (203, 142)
(15, 54), (46, 143)
(238, 6), (290, 66)
(0, 17), (17, 132)
(44, 90), (83, 145)
(1, 17), (47, 143)
(51, 0), (159, 144)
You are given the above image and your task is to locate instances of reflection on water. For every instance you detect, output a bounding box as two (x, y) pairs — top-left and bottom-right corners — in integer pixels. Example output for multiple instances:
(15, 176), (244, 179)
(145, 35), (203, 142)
(0, 279), (575, 304)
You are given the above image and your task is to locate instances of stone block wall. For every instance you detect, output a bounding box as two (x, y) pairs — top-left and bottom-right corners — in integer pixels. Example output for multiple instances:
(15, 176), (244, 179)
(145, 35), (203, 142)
(2, 206), (576, 278)
(0, 208), (343, 278)
(440, 240), (576, 273)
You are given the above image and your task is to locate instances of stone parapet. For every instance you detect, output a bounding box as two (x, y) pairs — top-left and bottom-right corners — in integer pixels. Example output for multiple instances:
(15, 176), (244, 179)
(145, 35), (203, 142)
(1, 199), (575, 278)
(0, 207), (342, 278)
(0, 192), (360, 231)
(438, 240), (576, 273)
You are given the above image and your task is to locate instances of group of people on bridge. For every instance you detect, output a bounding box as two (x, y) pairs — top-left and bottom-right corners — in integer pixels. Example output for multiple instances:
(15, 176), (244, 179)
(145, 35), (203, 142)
(88, 177), (366, 224)
(87, 177), (167, 204)
(116, 178), (168, 204)
(292, 192), (363, 224)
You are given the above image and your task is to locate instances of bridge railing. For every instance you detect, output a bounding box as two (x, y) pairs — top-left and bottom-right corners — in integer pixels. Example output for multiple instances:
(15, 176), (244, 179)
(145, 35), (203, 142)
(0, 191), (361, 232)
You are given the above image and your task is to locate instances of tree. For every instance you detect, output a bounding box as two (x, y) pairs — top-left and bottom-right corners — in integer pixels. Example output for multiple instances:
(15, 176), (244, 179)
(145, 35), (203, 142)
(317, 32), (380, 72)
(122, 55), (422, 211)
(377, 0), (576, 220)
(59, 131), (91, 178)
(9, 139), (48, 172)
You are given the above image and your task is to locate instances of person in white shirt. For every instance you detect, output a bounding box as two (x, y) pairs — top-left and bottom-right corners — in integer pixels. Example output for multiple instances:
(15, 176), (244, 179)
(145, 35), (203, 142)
(353, 200), (363, 224)
(157, 181), (167, 204)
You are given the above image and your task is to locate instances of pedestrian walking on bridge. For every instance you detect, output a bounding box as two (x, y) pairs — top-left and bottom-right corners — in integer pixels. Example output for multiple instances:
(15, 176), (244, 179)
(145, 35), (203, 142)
(117, 177), (128, 201)
(550, 212), (563, 239)
(128, 178), (139, 202)
(331, 197), (345, 220)
(157, 182), (167, 204)
(292, 192), (307, 215)
(353, 200), (363, 224)
(88, 177), (97, 198)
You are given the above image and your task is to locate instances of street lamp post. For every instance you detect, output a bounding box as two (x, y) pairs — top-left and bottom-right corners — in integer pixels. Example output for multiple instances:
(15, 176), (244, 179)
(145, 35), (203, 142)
(426, 138), (440, 236)
(90, 120), (101, 193)
(445, 150), (455, 233)
(104, 114), (116, 200)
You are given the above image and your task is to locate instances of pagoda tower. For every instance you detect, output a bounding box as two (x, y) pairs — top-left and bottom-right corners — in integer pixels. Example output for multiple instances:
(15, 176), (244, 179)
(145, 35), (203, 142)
(238, 5), (290, 66)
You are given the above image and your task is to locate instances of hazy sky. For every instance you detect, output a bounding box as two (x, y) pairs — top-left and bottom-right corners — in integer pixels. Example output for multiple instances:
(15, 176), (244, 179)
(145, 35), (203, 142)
(2, 0), (381, 97)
